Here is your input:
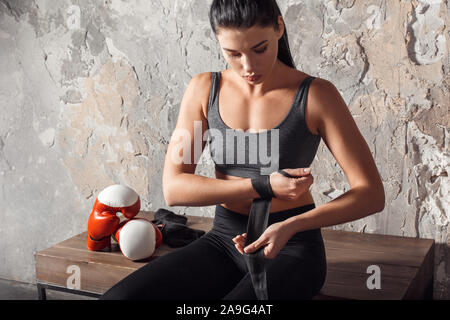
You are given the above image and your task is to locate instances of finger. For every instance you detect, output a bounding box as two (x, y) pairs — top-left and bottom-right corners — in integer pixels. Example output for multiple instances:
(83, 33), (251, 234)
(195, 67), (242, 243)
(281, 168), (311, 177)
(264, 243), (275, 259)
(244, 239), (264, 253)
(294, 173), (313, 183)
(234, 235), (246, 247)
(235, 237), (245, 247)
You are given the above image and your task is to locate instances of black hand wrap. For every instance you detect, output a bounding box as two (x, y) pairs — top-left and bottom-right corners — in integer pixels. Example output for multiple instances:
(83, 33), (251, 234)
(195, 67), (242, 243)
(277, 169), (295, 178)
(243, 169), (295, 300)
(151, 208), (205, 248)
(251, 175), (275, 199)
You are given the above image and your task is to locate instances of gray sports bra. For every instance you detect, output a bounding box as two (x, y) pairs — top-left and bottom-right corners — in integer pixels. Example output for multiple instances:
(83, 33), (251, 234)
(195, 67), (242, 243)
(205, 71), (321, 179)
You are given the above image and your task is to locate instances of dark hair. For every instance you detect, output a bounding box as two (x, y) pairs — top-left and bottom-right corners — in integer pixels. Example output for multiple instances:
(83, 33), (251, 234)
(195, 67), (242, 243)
(209, 0), (296, 69)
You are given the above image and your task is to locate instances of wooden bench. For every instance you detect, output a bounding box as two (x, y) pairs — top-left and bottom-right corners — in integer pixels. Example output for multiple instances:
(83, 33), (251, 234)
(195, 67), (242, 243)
(35, 211), (435, 300)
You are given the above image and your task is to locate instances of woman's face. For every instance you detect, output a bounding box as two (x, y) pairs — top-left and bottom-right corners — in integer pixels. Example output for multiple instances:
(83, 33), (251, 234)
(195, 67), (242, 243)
(216, 17), (284, 85)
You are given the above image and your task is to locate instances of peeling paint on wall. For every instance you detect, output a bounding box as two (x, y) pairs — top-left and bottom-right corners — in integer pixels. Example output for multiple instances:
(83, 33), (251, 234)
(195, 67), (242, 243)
(0, 0), (448, 298)
(60, 59), (147, 199)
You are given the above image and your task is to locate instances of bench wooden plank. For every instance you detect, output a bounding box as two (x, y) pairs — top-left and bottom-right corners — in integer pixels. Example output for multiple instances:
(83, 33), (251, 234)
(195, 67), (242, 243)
(35, 211), (213, 295)
(36, 254), (135, 294)
(404, 241), (434, 300)
(322, 229), (434, 257)
(318, 269), (411, 300)
(323, 245), (429, 268)
(35, 211), (434, 300)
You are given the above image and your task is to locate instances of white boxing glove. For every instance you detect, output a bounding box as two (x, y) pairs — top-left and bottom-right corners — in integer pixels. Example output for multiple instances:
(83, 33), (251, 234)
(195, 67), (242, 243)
(114, 218), (163, 261)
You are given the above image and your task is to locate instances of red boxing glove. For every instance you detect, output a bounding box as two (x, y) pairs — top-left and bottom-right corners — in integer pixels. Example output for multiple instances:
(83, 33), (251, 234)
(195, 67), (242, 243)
(114, 218), (163, 260)
(87, 185), (140, 251)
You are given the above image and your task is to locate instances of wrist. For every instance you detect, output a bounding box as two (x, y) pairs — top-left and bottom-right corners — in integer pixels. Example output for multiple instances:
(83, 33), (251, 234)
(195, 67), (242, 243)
(281, 213), (308, 236)
(281, 218), (297, 238)
(251, 175), (275, 199)
(246, 178), (260, 199)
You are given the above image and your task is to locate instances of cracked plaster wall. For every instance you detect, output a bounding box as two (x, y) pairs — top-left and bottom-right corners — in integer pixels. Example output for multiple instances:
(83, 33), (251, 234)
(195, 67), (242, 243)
(0, 0), (448, 299)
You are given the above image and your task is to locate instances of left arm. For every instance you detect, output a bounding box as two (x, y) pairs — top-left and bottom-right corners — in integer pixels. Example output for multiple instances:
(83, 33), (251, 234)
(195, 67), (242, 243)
(282, 78), (385, 235)
(236, 79), (385, 258)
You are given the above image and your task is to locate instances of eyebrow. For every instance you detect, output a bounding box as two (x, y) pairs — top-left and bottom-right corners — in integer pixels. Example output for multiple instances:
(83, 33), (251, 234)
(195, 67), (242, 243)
(223, 40), (268, 52)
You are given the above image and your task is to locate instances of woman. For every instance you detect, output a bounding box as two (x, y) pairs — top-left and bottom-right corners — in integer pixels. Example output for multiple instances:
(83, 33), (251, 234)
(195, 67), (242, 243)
(101, 0), (384, 300)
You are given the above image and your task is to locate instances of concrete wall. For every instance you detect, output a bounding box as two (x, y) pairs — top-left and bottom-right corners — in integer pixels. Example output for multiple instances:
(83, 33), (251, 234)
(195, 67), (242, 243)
(0, 0), (448, 299)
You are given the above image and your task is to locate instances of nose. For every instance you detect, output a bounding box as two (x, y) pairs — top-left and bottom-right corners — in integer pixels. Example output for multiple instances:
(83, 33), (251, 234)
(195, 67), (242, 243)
(242, 55), (257, 74)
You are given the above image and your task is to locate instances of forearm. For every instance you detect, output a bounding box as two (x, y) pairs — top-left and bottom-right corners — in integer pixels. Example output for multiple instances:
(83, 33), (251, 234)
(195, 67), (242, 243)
(282, 186), (385, 235)
(164, 173), (259, 207)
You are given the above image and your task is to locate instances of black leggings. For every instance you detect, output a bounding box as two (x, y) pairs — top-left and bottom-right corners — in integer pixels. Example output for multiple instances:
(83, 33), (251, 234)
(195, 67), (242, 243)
(100, 203), (327, 300)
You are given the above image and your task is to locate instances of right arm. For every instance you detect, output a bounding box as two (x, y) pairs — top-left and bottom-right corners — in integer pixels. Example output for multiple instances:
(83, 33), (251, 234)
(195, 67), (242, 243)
(162, 72), (259, 207)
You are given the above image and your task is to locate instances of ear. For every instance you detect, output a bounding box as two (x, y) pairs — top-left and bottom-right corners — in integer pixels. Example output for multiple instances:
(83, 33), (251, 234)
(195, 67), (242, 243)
(277, 15), (285, 40)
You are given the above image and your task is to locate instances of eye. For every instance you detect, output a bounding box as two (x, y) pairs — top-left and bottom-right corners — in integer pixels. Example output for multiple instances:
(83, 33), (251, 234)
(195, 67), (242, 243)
(255, 47), (268, 54)
(229, 47), (268, 59)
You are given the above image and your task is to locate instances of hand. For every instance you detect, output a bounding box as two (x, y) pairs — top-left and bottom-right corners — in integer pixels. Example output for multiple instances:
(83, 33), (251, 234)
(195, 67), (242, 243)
(232, 221), (292, 259)
(269, 168), (314, 201)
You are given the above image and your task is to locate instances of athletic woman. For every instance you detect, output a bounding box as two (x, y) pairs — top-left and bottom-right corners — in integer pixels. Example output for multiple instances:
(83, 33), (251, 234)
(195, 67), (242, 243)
(100, 0), (385, 300)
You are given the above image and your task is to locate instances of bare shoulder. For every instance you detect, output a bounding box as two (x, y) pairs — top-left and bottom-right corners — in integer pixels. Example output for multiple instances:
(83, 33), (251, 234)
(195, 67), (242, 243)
(191, 71), (213, 90)
(308, 77), (343, 109)
(188, 72), (214, 120)
(307, 77), (348, 136)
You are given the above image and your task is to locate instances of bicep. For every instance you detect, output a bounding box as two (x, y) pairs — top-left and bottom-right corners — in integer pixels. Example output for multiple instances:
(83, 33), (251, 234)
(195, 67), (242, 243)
(311, 79), (382, 189)
(163, 73), (210, 182)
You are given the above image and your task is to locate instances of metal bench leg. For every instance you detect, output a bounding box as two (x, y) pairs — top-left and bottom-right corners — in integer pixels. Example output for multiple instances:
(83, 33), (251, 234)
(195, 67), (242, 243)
(37, 283), (46, 300)
(36, 282), (102, 300)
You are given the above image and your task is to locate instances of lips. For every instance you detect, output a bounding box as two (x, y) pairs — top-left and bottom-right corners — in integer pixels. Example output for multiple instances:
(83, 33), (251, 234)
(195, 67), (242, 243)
(244, 75), (261, 81)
